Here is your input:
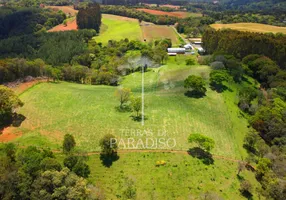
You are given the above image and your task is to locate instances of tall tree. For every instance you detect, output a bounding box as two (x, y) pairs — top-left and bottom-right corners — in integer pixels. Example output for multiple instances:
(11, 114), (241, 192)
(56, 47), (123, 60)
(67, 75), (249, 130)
(63, 134), (76, 154)
(184, 75), (207, 96)
(77, 3), (102, 32)
(99, 134), (118, 156)
(188, 133), (215, 152)
(131, 96), (142, 118)
(115, 87), (131, 108)
(0, 86), (23, 128)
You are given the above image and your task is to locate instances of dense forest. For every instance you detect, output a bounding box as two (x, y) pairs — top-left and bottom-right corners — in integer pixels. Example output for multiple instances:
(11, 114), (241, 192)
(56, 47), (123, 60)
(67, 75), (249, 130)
(202, 29), (286, 69)
(0, 6), (66, 39)
(0, 32), (170, 86)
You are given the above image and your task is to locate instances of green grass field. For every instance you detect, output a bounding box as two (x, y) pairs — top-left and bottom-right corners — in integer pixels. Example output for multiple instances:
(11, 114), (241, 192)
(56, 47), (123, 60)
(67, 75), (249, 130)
(94, 14), (142, 44)
(13, 55), (249, 159)
(211, 23), (286, 34)
(4, 54), (261, 199)
(55, 152), (259, 199)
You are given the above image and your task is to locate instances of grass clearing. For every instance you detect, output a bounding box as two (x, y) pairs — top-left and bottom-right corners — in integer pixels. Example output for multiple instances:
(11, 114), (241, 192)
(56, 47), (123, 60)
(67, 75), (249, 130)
(211, 23), (286, 34)
(94, 14), (142, 44)
(12, 55), (248, 159)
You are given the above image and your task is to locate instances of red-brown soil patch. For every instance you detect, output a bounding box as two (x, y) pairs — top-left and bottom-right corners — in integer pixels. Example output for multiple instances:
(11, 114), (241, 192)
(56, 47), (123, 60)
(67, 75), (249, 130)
(48, 18), (78, 32)
(137, 8), (189, 18)
(14, 79), (47, 94)
(0, 127), (22, 142)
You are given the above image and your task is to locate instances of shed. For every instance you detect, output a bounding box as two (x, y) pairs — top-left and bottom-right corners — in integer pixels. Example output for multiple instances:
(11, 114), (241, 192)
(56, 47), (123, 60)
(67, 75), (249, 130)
(167, 48), (186, 54)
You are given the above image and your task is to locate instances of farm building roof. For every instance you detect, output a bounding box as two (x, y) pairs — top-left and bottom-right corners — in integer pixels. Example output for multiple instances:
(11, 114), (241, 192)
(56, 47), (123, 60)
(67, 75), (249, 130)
(167, 48), (186, 53)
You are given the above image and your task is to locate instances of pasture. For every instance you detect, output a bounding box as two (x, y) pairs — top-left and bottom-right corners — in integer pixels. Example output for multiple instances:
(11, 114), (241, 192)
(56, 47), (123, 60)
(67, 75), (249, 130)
(86, 153), (259, 199)
(94, 14), (142, 44)
(211, 23), (286, 34)
(54, 152), (260, 199)
(141, 24), (181, 46)
(12, 56), (248, 159)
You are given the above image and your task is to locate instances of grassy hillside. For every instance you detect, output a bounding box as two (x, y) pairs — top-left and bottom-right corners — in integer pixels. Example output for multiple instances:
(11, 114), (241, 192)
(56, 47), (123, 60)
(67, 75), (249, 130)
(94, 14), (142, 44)
(211, 23), (286, 34)
(12, 55), (248, 159)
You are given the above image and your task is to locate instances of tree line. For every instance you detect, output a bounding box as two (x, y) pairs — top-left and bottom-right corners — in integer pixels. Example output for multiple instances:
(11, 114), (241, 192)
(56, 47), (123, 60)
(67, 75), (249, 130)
(200, 52), (286, 199)
(202, 28), (286, 68)
(101, 5), (178, 25)
(0, 38), (169, 86)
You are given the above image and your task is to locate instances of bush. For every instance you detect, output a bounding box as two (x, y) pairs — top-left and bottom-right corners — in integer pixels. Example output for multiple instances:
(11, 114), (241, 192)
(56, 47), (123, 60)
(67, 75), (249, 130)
(210, 61), (225, 70)
(186, 58), (196, 65)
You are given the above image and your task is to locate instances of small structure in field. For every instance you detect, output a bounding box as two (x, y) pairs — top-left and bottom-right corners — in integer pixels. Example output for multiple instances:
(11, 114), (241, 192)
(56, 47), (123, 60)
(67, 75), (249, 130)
(184, 43), (194, 50)
(197, 47), (205, 54)
(167, 48), (186, 55)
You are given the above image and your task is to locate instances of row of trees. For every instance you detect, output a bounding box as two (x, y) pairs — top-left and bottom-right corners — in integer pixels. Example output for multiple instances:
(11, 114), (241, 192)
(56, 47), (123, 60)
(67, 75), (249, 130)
(176, 16), (215, 37)
(0, 38), (169, 86)
(202, 29), (286, 68)
(101, 5), (177, 25)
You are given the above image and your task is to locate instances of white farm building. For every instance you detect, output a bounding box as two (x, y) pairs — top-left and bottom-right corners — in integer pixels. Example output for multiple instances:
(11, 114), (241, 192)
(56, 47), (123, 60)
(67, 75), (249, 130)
(167, 48), (186, 55)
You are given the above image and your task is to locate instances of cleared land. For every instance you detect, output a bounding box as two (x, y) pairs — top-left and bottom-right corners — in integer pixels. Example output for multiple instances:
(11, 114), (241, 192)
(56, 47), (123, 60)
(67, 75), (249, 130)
(94, 14), (142, 43)
(141, 24), (181, 46)
(211, 23), (286, 34)
(48, 17), (77, 32)
(137, 8), (201, 18)
(46, 6), (78, 32)
(2, 55), (260, 199)
(10, 56), (249, 159)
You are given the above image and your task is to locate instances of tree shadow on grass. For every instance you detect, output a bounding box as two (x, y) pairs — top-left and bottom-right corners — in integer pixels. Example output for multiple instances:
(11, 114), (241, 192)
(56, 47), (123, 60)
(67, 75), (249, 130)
(12, 114), (26, 127)
(100, 153), (119, 168)
(236, 174), (245, 181)
(241, 191), (253, 200)
(115, 105), (132, 113)
(187, 147), (214, 165)
(210, 84), (229, 93)
(0, 113), (26, 134)
(184, 91), (206, 99)
(130, 115), (148, 122)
